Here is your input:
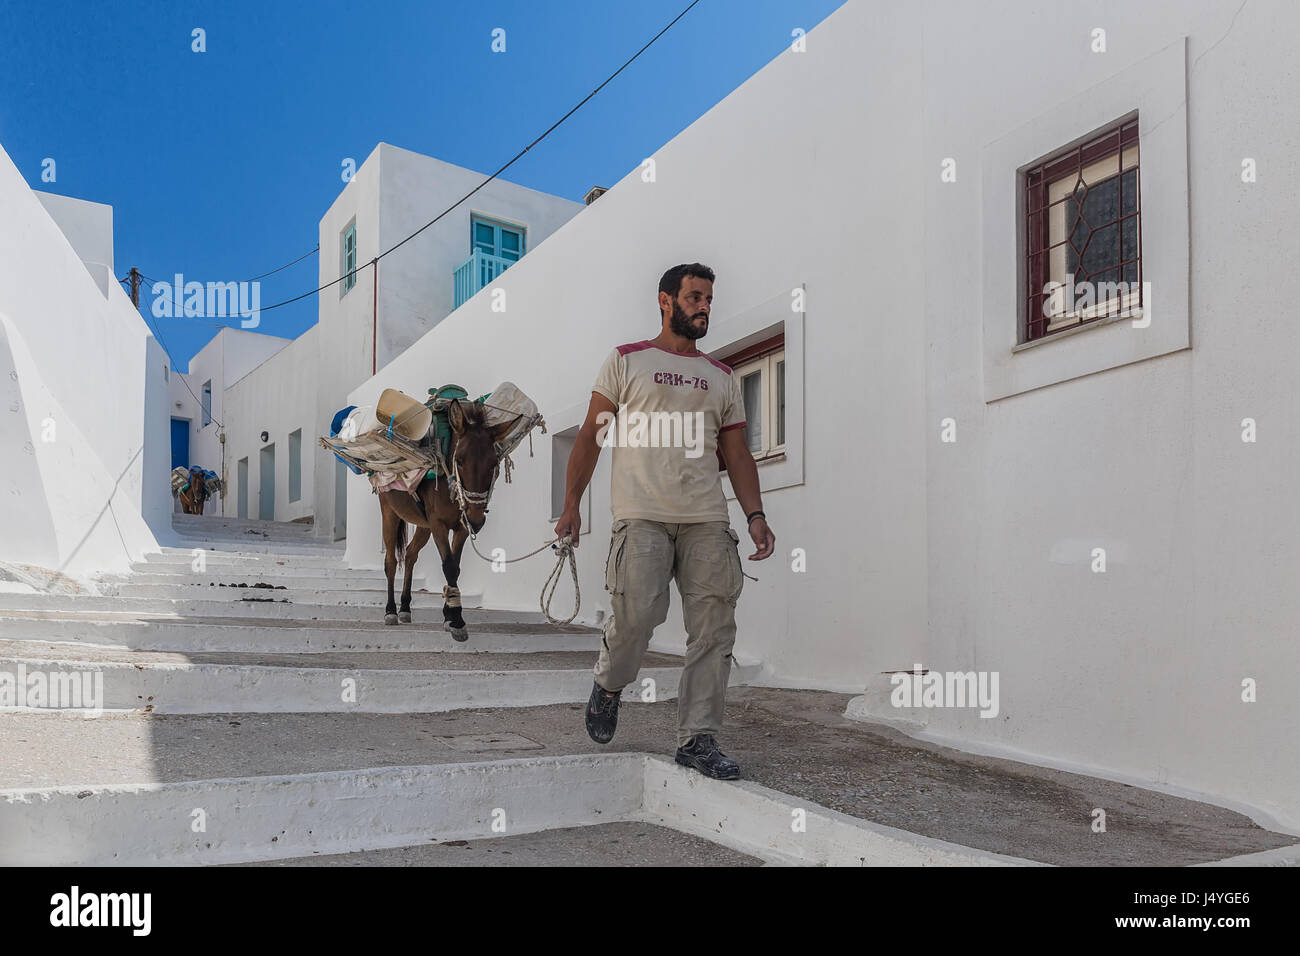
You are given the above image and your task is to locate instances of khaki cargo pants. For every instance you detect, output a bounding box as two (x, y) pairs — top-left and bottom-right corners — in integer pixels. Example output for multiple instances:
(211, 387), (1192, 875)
(594, 518), (745, 747)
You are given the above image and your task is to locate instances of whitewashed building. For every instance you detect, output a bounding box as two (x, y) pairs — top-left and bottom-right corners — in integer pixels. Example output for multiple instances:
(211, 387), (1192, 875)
(339, 0), (1300, 831)
(0, 155), (170, 574)
(168, 327), (292, 512)
(214, 143), (584, 535)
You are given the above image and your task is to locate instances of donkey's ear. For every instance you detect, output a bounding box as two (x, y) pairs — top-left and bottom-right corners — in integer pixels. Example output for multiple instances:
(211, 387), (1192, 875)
(490, 418), (516, 445)
(447, 399), (465, 433)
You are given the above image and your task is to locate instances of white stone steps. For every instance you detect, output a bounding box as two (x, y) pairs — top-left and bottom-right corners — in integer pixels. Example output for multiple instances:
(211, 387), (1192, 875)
(171, 516), (317, 534)
(105, 571), (395, 588)
(129, 561), (387, 577)
(0, 642), (685, 714)
(243, 821), (761, 867)
(169, 542), (345, 558)
(167, 538), (345, 555)
(0, 518), (808, 868)
(0, 593), (492, 621)
(95, 584), (453, 605)
(0, 613), (597, 653)
(145, 548), (351, 564)
(0, 752), (1031, 867)
(169, 531), (321, 545)
(169, 530), (320, 545)
(0, 754), (647, 865)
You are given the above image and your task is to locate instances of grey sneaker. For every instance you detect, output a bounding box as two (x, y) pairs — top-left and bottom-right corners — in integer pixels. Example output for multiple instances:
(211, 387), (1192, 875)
(675, 734), (740, 779)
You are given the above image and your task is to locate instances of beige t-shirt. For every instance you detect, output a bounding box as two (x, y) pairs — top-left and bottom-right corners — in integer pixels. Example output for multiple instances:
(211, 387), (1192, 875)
(591, 340), (747, 523)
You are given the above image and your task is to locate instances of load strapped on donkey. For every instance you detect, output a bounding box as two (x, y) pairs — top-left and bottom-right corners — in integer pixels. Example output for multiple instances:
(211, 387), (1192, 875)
(318, 382), (579, 636)
(171, 466), (222, 515)
(320, 382), (546, 518)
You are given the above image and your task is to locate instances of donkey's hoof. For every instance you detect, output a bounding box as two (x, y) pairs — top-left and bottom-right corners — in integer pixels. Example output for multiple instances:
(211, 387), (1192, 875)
(384, 613), (399, 626)
(445, 622), (469, 643)
(398, 611), (412, 624)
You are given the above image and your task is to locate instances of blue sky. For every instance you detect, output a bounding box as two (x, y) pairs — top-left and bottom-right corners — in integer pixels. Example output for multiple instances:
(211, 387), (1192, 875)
(1, 0), (843, 369)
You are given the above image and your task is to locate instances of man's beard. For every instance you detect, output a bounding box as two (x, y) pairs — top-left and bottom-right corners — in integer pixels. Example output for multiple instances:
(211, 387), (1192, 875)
(669, 300), (708, 340)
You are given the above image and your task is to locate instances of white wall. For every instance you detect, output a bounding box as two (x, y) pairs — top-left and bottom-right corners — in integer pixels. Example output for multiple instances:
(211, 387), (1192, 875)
(34, 191), (114, 297)
(141, 336), (173, 536)
(343, 0), (1300, 830)
(192, 142), (582, 532)
(33, 189), (171, 543)
(222, 328), (292, 388)
(916, 0), (1300, 831)
(169, 328), (291, 514)
(311, 145), (385, 537)
(307, 143), (584, 537)
(375, 143), (586, 368)
(0, 147), (164, 577)
(345, 0), (929, 685)
(170, 333), (223, 489)
(222, 326), (320, 523)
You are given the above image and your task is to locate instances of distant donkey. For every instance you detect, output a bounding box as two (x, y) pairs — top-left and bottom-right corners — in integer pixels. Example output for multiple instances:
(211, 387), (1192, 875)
(376, 400), (515, 642)
(176, 466), (212, 515)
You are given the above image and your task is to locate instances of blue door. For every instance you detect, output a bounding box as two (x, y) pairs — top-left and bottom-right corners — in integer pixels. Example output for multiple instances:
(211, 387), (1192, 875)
(171, 418), (190, 470)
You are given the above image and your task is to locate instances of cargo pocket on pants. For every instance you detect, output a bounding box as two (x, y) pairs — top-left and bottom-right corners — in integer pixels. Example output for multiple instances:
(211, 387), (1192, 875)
(725, 526), (744, 603)
(605, 519), (629, 595)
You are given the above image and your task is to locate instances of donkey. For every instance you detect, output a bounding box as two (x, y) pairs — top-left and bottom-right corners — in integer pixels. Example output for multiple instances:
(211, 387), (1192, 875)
(377, 399), (513, 641)
(178, 469), (209, 515)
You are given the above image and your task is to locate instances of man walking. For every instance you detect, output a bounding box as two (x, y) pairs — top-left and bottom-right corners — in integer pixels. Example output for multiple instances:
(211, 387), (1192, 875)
(554, 263), (775, 779)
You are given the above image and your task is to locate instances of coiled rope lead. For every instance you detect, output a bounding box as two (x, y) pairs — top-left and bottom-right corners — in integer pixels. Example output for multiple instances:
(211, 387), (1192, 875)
(540, 535), (580, 627)
(466, 530), (580, 627)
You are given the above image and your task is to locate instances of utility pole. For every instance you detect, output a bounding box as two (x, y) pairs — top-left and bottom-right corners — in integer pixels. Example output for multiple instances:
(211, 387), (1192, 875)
(128, 267), (141, 308)
(219, 430), (227, 517)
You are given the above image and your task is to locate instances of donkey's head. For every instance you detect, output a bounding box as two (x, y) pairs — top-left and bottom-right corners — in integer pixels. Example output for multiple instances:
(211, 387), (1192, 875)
(446, 400), (514, 532)
(187, 469), (209, 514)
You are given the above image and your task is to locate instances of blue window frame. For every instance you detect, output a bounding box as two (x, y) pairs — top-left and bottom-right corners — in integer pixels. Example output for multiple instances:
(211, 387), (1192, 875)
(342, 222), (357, 295)
(471, 215), (525, 262)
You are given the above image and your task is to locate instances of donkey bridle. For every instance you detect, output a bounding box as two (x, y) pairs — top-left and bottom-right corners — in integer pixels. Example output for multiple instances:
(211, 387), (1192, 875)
(449, 434), (500, 537)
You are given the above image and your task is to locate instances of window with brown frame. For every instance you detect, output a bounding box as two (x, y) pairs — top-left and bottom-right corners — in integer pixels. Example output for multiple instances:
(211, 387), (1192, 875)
(717, 332), (785, 465)
(1025, 119), (1141, 342)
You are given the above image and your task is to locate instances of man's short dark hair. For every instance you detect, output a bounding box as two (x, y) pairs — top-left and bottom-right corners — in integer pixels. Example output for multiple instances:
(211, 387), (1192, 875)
(658, 263), (715, 300)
